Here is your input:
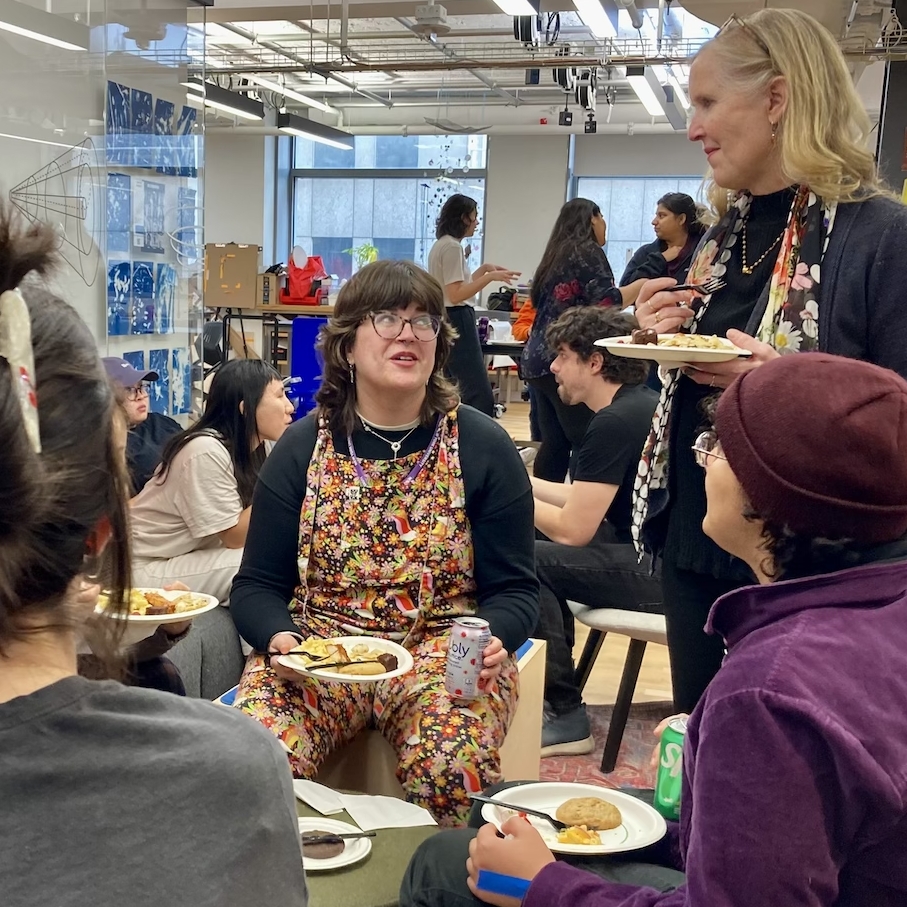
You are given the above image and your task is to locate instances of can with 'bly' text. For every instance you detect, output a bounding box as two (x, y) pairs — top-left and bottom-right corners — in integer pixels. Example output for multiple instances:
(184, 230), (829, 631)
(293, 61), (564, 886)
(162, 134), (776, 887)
(654, 716), (687, 820)
(445, 617), (492, 700)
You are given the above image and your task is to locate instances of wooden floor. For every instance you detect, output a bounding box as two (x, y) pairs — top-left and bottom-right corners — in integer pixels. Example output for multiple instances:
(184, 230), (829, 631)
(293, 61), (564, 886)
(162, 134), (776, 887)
(499, 399), (673, 706)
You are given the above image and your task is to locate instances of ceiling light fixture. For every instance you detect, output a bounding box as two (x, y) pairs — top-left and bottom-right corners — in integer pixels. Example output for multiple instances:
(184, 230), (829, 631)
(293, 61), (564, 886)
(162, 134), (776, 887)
(247, 75), (334, 115)
(492, 0), (540, 15)
(666, 67), (690, 110)
(195, 81), (265, 121)
(573, 0), (616, 38)
(625, 65), (665, 118)
(0, 0), (89, 51)
(277, 111), (353, 150)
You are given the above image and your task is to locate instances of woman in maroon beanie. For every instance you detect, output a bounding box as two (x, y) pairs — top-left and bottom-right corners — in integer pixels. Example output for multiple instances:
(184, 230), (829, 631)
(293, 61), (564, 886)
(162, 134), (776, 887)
(402, 352), (907, 907)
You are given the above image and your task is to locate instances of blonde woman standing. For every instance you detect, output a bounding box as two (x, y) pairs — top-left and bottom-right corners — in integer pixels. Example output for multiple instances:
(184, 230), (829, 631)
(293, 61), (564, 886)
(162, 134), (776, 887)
(632, 9), (907, 714)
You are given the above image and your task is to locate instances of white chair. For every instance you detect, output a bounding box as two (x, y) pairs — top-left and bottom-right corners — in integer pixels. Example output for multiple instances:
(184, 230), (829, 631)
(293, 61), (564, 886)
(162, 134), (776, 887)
(567, 602), (667, 773)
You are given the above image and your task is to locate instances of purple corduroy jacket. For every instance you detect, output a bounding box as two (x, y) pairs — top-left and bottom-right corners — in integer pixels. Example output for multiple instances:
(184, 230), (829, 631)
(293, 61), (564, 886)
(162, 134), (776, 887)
(526, 559), (907, 907)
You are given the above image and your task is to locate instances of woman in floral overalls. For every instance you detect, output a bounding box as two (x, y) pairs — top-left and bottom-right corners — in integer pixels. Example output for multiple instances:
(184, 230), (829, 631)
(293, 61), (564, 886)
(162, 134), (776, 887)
(230, 260), (539, 826)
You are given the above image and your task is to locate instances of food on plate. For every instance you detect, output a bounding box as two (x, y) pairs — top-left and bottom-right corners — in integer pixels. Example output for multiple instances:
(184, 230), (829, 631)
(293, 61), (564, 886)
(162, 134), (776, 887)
(658, 334), (735, 350)
(98, 589), (209, 617)
(291, 638), (399, 674)
(556, 824), (603, 846)
(301, 830), (346, 860)
(629, 328), (659, 346)
(555, 796), (622, 831)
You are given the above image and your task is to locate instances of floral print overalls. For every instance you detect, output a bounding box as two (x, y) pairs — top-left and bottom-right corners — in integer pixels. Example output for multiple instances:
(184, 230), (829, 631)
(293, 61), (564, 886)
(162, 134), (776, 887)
(234, 409), (518, 826)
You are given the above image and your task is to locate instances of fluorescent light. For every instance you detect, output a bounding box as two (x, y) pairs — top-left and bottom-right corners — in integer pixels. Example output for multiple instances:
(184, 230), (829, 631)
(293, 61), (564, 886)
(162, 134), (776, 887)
(0, 130), (71, 149)
(666, 68), (690, 110)
(277, 111), (353, 150)
(196, 81), (265, 121)
(182, 80), (204, 94)
(246, 75), (334, 114)
(626, 65), (665, 118)
(492, 0), (539, 15)
(573, 0), (615, 38)
(0, 0), (88, 51)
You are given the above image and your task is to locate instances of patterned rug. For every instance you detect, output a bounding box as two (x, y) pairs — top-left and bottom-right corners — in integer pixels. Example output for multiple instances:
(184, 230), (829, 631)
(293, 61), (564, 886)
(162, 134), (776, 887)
(539, 701), (674, 789)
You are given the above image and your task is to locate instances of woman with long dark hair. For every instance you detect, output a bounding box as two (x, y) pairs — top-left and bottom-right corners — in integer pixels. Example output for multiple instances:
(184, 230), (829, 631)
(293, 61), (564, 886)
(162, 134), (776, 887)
(0, 209), (307, 905)
(131, 358), (294, 601)
(620, 192), (707, 285)
(521, 198), (646, 481)
(428, 193), (519, 416)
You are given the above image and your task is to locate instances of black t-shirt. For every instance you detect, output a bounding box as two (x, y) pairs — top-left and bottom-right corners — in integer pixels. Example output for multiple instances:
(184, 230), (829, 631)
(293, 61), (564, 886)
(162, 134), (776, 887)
(230, 405), (539, 654)
(570, 384), (659, 542)
(126, 412), (183, 494)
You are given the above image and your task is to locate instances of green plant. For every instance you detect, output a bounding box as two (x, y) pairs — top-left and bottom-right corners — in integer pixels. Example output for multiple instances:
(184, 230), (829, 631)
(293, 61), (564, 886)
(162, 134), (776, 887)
(343, 242), (379, 270)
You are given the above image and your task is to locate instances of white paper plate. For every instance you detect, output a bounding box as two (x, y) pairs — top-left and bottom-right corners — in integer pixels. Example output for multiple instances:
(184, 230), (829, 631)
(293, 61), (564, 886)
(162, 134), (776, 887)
(298, 817), (372, 872)
(95, 588), (220, 624)
(480, 782), (666, 855)
(277, 637), (414, 684)
(596, 334), (752, 364)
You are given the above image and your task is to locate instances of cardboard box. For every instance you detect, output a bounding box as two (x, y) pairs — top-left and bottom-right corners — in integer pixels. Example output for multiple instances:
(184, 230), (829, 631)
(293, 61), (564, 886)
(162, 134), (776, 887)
(204, 243), (260, 308)
(256, 272), (280, 307)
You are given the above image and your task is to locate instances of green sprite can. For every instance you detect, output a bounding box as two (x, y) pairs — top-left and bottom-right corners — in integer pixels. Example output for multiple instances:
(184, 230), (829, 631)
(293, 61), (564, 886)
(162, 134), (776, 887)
(654, 716), (687, 820)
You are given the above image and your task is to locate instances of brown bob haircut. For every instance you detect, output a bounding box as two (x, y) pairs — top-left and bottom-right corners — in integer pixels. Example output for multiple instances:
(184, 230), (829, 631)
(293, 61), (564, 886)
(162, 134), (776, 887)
(546, 306), (650, 386)
(315, 259), (459, 434)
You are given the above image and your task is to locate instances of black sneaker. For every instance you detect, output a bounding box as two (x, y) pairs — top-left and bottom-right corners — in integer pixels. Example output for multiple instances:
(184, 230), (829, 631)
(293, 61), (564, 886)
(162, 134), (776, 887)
(541, 706), (594, 757)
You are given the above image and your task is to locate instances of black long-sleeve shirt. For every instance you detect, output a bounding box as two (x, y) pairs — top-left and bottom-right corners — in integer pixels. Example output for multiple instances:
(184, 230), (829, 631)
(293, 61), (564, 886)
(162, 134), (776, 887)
(231, 406), (539, 653)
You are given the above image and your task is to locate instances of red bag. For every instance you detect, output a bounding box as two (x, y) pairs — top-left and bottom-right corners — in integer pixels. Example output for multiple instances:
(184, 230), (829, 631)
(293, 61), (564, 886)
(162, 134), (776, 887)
(287, 255), (327, 300)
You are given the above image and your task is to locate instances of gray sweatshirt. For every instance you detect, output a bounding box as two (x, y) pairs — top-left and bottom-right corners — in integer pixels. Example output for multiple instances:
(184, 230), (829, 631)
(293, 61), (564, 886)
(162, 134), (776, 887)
(1, 676), (308, 907)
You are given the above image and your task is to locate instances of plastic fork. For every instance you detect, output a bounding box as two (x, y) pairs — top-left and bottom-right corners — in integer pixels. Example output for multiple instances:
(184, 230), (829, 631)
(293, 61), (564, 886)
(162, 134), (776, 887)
(671, 277), (727, 295)
(469, 794), (569, 832)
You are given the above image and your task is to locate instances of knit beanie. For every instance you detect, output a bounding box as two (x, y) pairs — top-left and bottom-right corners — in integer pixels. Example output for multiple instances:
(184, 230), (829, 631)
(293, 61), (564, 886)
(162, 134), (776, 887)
(715, 353), (907, 544)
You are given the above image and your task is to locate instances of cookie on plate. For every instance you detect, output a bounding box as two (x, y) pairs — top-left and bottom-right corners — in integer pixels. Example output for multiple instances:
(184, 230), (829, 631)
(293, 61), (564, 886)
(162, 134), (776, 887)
(555, 796), (622, 831)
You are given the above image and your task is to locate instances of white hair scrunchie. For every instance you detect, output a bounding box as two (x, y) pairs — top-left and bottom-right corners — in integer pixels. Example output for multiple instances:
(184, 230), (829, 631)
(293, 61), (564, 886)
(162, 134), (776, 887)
(0, 288), (40, 452)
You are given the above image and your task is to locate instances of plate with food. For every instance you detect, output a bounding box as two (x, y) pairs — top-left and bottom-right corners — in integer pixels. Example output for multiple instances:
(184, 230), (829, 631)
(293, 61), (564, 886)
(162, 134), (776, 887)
(297, 817), (372, 872)
(276, 636), (414, 683)
(95, 588), (220, 624)
(596, 330), (753, 365)
(480, 782), (666, 855)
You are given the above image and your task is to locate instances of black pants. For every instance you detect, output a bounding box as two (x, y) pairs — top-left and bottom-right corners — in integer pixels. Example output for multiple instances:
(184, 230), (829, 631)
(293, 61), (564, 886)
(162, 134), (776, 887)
(660, 557), (740, 714)
(537, 528), (662, 716)
(399, 782), (684, 907)
(527, 373), (593, 481)
(445, 305), (495, 417)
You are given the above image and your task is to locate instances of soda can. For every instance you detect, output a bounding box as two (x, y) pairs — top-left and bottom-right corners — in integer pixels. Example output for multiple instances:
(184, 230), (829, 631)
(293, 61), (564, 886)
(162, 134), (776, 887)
(445, 616), (492, 700)
(654, 716), (687, 820)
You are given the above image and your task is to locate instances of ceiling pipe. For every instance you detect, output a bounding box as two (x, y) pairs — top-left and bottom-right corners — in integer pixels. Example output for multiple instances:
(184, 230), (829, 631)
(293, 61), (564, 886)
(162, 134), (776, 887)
(217, 22), (393, 108)
(393, 16), (521, 105)
(204, 122), (684, 136)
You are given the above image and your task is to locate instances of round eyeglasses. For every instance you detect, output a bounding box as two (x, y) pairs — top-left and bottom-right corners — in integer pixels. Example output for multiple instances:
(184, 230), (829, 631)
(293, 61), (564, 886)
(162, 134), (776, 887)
(692, 430), (728, 468)
(368, 311), (441, 342)
(124, 383), (151, 401)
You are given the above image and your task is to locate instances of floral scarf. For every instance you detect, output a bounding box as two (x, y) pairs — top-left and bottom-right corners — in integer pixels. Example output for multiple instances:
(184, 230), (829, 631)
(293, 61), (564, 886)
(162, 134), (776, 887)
(630, 186), (837, 558)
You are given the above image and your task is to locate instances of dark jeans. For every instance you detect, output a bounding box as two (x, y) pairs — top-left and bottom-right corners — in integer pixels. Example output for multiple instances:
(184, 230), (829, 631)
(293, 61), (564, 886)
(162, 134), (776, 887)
(660, 557), (738, 714)
(400, 781), (685, 907)
(527, 385), (541, 442)
(527, 373), (593, 482)
(445, 305), (495, 417)
(537, 527), (662, 716)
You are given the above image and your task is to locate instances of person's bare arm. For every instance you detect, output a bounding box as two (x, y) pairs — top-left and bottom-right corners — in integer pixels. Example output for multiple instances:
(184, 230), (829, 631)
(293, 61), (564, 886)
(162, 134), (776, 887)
(218, 505), (252, 548)
(530, 475), (571, 508)
(534, 480), (618, 547)
(446, 268), (520, 305)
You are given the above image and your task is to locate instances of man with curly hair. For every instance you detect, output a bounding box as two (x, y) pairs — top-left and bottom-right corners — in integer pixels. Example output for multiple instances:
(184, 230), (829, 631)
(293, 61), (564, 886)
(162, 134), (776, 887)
(532, 306), (661, 756)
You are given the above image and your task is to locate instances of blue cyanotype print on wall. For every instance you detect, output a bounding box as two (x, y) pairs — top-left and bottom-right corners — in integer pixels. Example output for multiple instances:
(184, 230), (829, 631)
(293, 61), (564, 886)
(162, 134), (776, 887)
(106, 82), (130, 165)
(107, 172), (131, 255)
(149, 349), (170, 415)
(123, 350), (145, 372)
(155, 263), (177, 334)
(107, 261), (131, 336)
(175, 106), (198, 178)
(143, 181), (166, 253)
(131, 261), (155, 334)
(171, 347), (193, 415)
(131, 88), (153, 168)
(153, 98), (176, 173)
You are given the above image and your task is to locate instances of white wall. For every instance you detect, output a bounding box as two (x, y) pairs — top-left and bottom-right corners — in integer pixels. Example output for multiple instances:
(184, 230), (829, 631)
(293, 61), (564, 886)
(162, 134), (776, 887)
(204, 132), (267, 249)
(574, 134), (707, 178)
(482, 135), (570, 294)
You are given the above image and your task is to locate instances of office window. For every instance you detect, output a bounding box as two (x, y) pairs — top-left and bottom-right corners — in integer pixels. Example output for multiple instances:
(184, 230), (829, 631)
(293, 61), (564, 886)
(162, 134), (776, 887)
(575, 176), (703, 274)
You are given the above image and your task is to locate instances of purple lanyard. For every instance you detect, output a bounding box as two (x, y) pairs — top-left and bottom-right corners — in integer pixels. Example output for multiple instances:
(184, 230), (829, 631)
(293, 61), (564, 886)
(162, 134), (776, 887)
(347, 414), (444, 487)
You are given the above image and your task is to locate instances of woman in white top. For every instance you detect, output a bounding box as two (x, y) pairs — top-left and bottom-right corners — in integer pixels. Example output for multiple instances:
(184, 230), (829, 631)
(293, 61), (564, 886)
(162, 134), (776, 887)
(131, 359), (294, 602)
(427, 194), (519, 416)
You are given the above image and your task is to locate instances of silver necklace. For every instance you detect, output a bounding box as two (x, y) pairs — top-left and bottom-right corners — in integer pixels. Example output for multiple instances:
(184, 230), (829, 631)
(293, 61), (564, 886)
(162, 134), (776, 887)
(357, 416), (420, 461)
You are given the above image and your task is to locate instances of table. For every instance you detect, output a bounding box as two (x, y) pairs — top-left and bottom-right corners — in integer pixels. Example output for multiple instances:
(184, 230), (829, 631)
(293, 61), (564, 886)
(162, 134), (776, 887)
(297, 800), (438, 907)
(480, 340), (524, 360)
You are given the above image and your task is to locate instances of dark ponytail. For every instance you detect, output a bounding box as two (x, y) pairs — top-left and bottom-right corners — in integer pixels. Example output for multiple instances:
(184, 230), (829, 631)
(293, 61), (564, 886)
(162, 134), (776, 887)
(0, 203), (131, 659)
